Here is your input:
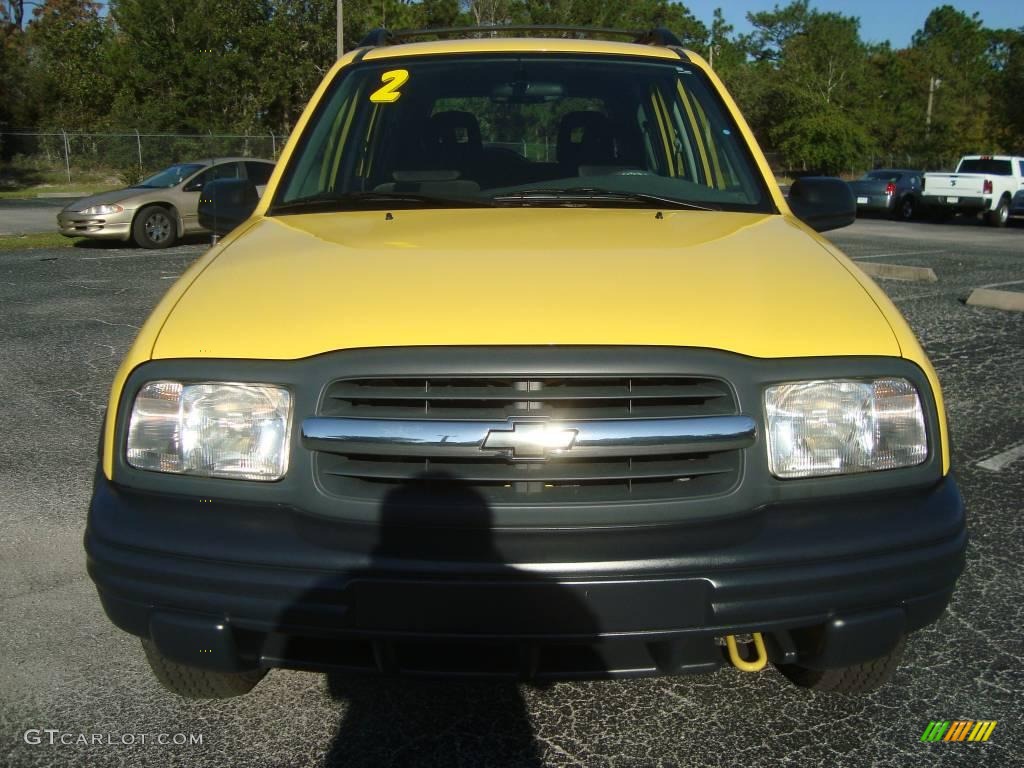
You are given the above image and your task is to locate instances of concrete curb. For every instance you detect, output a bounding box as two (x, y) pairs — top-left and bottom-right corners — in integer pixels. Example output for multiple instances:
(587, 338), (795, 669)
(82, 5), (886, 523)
(856, 261), (938, 283)
(965, 288), (1024, 312)
(36, 192), (89, 199)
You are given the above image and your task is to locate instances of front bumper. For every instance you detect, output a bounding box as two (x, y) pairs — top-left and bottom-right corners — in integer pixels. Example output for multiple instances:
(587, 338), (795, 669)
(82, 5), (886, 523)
(57, 210), (133, 240)
(86, 469), (967, 680)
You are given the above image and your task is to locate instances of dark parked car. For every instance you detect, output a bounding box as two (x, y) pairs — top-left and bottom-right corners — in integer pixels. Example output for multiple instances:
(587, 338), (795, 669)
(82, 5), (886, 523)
(1010, 189), (1024, 221)
(849, 169), (923, 221)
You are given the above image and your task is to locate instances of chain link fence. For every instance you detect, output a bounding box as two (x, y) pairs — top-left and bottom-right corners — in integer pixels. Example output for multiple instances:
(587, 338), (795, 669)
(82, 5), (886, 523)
(761, 150), (962, 180)
(0, 130), (283, 187)
(1, 131), (569, 188)
(1, 131), (963, 191)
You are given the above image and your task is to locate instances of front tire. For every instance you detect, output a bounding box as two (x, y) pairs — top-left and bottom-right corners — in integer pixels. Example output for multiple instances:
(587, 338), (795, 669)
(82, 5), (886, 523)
(776, 637), (905, 693)
(986, 197), (1009, 228)
(141, 638), (266, 698)
(132, 205), (178, 248)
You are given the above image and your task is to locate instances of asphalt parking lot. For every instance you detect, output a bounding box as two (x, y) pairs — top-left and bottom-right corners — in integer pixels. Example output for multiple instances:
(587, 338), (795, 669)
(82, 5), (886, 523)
(0, 198), (68, 235)
(1, 217), (1022, 767)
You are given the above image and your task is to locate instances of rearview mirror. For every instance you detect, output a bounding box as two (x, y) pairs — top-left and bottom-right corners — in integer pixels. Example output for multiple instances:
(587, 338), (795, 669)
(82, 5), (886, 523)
(198, 179), (259, 236)
(787, 177), (855, 233)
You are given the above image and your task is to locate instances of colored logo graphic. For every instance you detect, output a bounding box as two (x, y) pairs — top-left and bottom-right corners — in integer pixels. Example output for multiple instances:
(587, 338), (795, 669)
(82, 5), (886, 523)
(921, 721), (997, 742)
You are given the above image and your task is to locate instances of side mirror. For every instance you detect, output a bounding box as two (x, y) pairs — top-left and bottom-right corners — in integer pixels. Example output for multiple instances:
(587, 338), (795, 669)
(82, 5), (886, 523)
(198, 179), (259, 236)
(788, 177), (855, 233)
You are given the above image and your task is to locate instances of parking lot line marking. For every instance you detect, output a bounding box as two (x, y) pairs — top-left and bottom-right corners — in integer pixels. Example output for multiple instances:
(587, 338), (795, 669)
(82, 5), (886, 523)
(977, 443), (1024, 472)
(852, 251), (946, 261)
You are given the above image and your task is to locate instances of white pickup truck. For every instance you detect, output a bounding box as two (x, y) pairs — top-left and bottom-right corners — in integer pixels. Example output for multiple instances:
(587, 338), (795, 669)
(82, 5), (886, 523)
(922, 155), (1024, 227)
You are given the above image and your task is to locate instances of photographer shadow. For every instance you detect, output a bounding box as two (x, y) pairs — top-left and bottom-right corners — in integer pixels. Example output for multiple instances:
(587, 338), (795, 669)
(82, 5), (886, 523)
(280, 473), (603, 767)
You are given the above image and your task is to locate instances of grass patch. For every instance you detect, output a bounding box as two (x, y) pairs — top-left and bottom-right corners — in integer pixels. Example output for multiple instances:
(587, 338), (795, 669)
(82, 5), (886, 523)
(0, 232), (81, 250)
(0, 183), (118, 200)
(0, 165), (121, 199)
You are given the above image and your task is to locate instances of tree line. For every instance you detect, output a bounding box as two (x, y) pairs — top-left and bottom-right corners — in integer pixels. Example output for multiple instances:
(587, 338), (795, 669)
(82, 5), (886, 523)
(1, 0), (1022, 174)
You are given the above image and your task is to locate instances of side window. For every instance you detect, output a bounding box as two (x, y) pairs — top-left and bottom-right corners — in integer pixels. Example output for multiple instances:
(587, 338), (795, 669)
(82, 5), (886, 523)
(668, 99), (698, 182)
(636, 104), (660, 174)
(1019, 160), (1024, 177)
(245, 162), (274, 185)
(209, 162), (242, 181)
(313, 85), (361, 196)
(645, 86), (690, 181)
(684, 90), (733, 190)
(184, 162), (241, 191)
(645, 79), (739, 191)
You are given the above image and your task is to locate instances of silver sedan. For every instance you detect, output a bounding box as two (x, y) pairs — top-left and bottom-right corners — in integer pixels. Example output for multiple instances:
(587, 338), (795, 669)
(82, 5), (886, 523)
(57, 158), (275, 248)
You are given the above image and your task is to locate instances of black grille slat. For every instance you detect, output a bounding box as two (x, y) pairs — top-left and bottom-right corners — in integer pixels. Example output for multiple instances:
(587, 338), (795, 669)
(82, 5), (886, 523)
(330, 402), (725, 420)
(317, 469), (737, 504)
(322, 376), (736, 421)
(329, 383), (728, 402)
(321, 454), (734, 483)
(314, 374), (742, 503)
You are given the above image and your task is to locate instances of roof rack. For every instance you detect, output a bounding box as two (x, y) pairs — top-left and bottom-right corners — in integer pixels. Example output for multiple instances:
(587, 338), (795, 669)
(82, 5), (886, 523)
(358, 25), (684, 49)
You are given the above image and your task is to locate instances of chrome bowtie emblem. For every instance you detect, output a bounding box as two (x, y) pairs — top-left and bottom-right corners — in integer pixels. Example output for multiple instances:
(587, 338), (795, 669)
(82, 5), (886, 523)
(481, 420), (578, 459)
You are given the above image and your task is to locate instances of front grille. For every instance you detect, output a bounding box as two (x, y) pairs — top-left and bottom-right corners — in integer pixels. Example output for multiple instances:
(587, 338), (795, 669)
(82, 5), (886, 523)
(310, 375), (744, 505)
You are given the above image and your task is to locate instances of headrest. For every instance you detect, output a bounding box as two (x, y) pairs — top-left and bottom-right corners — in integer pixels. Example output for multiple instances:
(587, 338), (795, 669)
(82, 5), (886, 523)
(557, 111), (615, 167)
(428, 111), (482, 150)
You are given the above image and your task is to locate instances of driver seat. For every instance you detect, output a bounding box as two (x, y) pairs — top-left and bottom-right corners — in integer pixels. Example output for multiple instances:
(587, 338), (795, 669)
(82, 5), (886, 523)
(426, 111), (483, 180)
(557, 111), (616, 175)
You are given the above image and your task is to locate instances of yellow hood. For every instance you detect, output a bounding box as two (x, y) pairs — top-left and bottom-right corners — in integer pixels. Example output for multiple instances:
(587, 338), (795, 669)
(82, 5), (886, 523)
(151, 209), (899, 360)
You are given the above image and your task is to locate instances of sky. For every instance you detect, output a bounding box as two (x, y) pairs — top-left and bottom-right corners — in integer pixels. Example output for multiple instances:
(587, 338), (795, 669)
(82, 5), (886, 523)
(683, 0), (1022, 48)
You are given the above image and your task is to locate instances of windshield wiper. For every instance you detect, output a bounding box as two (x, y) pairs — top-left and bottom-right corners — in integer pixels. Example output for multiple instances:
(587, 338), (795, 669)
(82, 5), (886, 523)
(491, 187), (718, 211)
(271, 191), (495, 214)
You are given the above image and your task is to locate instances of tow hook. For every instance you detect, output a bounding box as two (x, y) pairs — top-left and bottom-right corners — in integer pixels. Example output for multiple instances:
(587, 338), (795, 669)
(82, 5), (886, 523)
(725, 632), (768, 672)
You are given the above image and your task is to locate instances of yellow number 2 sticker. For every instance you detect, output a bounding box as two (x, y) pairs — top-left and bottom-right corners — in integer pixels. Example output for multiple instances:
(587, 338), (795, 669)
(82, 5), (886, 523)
(370, 69), (409, 103)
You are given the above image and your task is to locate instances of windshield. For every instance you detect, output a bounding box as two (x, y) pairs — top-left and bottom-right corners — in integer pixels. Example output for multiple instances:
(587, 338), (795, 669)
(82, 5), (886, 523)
(957, 159), (1012, 175)
(273, 55), (772, 213)
(137, 163), (206, 188)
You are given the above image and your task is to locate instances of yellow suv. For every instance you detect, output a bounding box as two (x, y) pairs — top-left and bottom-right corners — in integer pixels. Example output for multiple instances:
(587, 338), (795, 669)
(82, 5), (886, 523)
(85, 27), (966, 698)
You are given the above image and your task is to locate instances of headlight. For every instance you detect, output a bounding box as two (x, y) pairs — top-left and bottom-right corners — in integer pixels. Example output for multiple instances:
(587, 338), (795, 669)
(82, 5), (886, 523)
(126, 381), (292, 481)
(80, 204), (124, 215)
(765, 378), (927, 479)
